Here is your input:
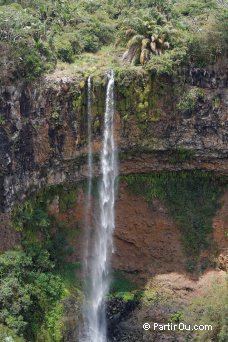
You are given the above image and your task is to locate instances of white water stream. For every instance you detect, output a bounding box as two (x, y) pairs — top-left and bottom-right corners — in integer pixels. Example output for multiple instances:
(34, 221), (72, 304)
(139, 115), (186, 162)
(82, 70), (117, 342)
(84, 76), (93, 273)
(87, 76), (93, 207)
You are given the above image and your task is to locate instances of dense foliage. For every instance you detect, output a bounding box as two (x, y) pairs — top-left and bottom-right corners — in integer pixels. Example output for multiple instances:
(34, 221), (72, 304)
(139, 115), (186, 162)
(0, 249), (64, 341)
(0, 0), (227, 80)
(5, 185), (80, 341)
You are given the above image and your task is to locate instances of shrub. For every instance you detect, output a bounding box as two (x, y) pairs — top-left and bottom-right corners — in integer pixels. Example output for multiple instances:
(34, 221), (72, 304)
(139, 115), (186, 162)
(184, 282), (228, 341)
(187, 14), (225, 67)
(80, 0), (102, 14)
(54, 35), (74, 63)
(0, 324), (25, 342)
(172, 0), (218, 17)
(47, 230), (73, 268)
(145, 47), (187, 75)
(12, 185), (76, 269)
(58, 189), (77, 213)
(77, 20), (114, 52)
(1, 0), (227, 79)
(177, 88), (204, 112)
(12, 200), (50, 233)
(15, 44), (47, 80)
(0, 250), (64, 341)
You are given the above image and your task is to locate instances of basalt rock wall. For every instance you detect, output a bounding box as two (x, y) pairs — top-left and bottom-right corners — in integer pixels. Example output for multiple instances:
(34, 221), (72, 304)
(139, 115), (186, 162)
(0, 65), (228, 212)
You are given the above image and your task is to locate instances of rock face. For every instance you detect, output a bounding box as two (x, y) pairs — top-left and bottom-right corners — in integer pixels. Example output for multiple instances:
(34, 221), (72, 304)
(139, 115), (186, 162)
(47, 182), (228, 279)
(0, 64), (228, 213)
(0, 213), (20, 251)
(114, 184), (186, 276)
(0, 77), (90, 212)
(106, 297), (141, 342)
(62, 294), (82, 342)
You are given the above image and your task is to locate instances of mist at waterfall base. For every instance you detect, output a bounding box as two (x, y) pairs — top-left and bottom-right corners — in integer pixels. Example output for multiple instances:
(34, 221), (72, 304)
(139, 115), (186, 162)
(80, 71), (118, 342)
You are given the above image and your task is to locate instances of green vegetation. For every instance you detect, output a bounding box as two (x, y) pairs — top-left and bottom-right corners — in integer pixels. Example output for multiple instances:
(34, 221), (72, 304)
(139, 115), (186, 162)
(169, 311), (183, 324)
(141, 287), (158, 306)
(59, 189), (77, 213)
(145, 47), (187, 75)
(123, 172), (226, 269)
(183, 282), (228, 341)
(8, 183), (83, 340)
(1, 0), (228, 338)
(0, 324), (25, 341)
(12, 184), (78, 233)
(109, 271), (139, 300)
(0, 116), (6, 125)
(168, 147), (194, 164)
(1, 1), (227, 81)
(0, 249), (64, 341)
(0, 0), (115, 80)
(11, 185), (79, 265)
(177, 88), (205, 113)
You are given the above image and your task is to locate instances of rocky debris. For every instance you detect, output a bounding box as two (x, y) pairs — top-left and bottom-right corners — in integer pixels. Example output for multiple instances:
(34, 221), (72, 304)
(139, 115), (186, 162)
(105, 270), (227, 342)
(106, 296), (186, 342)
(217, 252), (228, 271)
(189, 67), (227, 88)
(106, 297), (140, 342)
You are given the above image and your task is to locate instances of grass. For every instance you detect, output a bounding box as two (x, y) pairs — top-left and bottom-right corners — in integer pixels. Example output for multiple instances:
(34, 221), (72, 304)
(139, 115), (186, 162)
(1, 0), (228, 82)
(48, 46), (125, 79)
(109, 270), (140, 300)
(168, 147), (194, 164)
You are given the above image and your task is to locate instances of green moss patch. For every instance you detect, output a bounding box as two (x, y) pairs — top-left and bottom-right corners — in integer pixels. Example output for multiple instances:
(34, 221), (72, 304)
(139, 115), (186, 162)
(109, 270), (140, 301)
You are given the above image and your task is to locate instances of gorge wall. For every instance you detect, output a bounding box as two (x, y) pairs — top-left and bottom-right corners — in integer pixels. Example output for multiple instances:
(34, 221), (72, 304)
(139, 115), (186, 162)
(0, 63), (228, 214)
(0, 64), (228, 265)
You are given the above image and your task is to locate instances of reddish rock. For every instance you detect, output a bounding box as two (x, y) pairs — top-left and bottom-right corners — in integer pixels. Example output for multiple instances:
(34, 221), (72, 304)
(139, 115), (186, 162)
(113, 184), (186, 276)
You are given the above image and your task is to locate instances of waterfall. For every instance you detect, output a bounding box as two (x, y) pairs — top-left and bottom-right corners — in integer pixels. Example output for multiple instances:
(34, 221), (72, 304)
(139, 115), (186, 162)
(82, 70), (117, 342)
(87, 76), (93, 205)
(84, 76), (93, 272)
(80, 76), (94, 341)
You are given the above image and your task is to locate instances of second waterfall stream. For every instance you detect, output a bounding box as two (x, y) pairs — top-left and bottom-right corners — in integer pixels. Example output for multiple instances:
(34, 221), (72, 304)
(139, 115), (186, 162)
(82, 70), (118, 342)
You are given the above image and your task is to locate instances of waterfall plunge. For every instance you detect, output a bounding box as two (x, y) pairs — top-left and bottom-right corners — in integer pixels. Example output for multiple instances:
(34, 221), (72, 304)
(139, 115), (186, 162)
(82, 71), (117, 342)
(84, 76), (93, 273)
(87, 76), (93, 208)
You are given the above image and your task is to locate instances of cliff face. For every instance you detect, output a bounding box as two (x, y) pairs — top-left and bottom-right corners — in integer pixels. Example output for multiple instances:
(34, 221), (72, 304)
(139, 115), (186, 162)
(0, 64), (227, 342)
(0, 63), (228, 213)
